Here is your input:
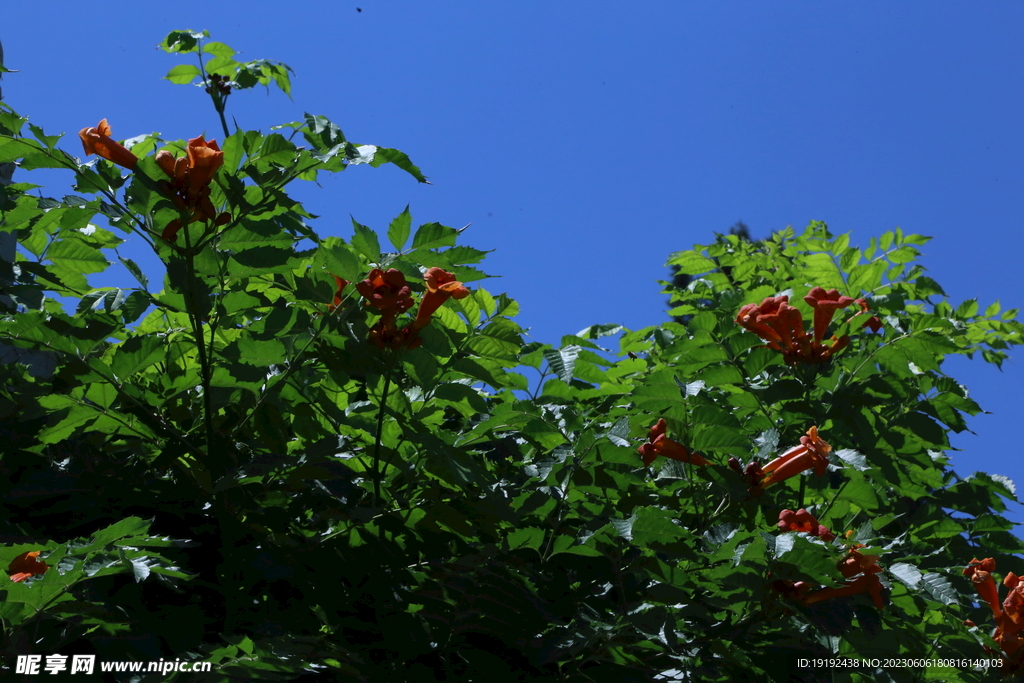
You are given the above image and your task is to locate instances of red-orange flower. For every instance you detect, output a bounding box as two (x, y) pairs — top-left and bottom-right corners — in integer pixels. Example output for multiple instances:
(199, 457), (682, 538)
(637, 418), (708, 467)
(961, 558), (1024, 673)
(852, 298), (883, 333)
(737, 290), (865, 365)
(777, 508), (836, 542)
(408, 267), (470, 334)
(735, 296), (803, 350)
(185, 136), (224, 196)
(155, 136), (228, 242)
(356, 269), (415, 321)
(965, 557), (1004, 618)
(803, 546), (885, 610)
(8, 550), (49, 583)
(327, 276), (350, 313)
(754, 426), (831, 491)
(803, 287), (856, 343)
(79, 119), (138, 170)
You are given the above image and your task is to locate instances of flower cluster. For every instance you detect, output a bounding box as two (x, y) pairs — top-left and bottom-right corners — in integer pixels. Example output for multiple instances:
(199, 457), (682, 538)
(735, 288), (880, 365)
(964, 557), (1024, 672)
(156, 136), (231, 242)
(745, 426), (832, 494)
(777, 508), (836, 542)
(637, 419), (708, 467)
(8, 550), (49, 583)
(333, 267), (470, 350)
(79, 119), (138, 170)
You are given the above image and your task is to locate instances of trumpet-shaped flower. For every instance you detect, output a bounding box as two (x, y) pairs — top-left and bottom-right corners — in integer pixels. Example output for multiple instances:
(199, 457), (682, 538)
(637, 418), (708, 467)
(777, 508), (836, 542)
(8, 550), (49, 583)
(802, 547), (885, 610)
(408, 268), (470, 335)
(735, 296), (802, 349)
(79, 119), (138, 170)
(155, 136), (229, 242)
(356, 269), (415, 322)
(962, 558), (1024, 672)
(964, 557), (1004, 618)
(754, 426), (832, 491)
(803, 287), (856, 343)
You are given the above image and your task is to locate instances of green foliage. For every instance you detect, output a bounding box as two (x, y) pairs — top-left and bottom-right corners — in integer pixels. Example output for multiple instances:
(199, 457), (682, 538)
(0, 33), (1022, 683)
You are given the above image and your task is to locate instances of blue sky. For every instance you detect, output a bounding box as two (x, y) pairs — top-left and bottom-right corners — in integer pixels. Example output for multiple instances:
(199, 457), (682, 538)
(3, 3), (1023, 528)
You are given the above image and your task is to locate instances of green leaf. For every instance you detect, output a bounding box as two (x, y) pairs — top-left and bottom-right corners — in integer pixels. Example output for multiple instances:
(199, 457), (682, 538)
(668, 251), (716, 275)
(111, 335), (163, 378)
(47, 239), (108, 275)
(366, 146), (428, 183)
(606, 417), (631, 447)
(411, 222), (459, 250)
(202, 41), (236, 59)
(833, 448), (869, 471)
(160, 30), (209, 54)
(350, 218), (381, 262)
(119, 256), (149, 290)
(387, 205), (412, 251)
(630, 507), (689, 547)
(507, 527), (544, 552)
(316, 239), (363, 283)
(164, 64), (201, 84)
(920, 572), (958, 605)
(888, 562), (922, 590)
(543, 346), (580, 383)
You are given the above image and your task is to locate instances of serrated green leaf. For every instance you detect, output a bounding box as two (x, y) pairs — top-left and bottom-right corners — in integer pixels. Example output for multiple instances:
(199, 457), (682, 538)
(543, 346), (580, 383)
(920, 572), (959, 605)
(387, 205), (411, 251)
(411, 222), (458, 250)
(350, 218), (380, 262)
(888, 562), (922, 590)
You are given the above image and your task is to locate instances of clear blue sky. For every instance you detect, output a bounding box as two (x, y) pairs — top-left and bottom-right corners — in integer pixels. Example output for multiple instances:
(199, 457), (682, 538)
(3, 3), (1023, 528)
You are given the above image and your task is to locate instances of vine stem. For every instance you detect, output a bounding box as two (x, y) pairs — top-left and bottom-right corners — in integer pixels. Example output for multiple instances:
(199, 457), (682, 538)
(181, 224), (215, 466)
(371, 369), (394, 507)
(194, 38), (232, 140)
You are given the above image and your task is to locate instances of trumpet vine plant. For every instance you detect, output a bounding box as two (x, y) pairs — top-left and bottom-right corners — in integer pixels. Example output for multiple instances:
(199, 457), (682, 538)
(0, 29), (1023, 683)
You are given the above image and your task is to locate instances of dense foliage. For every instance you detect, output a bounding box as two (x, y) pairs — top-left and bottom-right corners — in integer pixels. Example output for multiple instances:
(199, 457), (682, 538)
(1, 30), (1023, 682)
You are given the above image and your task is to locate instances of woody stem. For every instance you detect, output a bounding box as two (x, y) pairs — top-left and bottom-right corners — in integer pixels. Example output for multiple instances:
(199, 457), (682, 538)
(215, 104), (231, 141)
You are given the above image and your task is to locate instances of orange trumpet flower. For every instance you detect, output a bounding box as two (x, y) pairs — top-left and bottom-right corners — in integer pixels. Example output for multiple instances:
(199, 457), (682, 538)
(803, 287), (856, 343)
(755, 426), (832, 491)
(637, 418), (708, 467)
(408, 267), (470, 334)
(803, 546), (884, 610)
(965, 557), (1003, 618)
(8, 550), (49, 583)
(79, 119), (138, 170)
(155, 136), (228, 242)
